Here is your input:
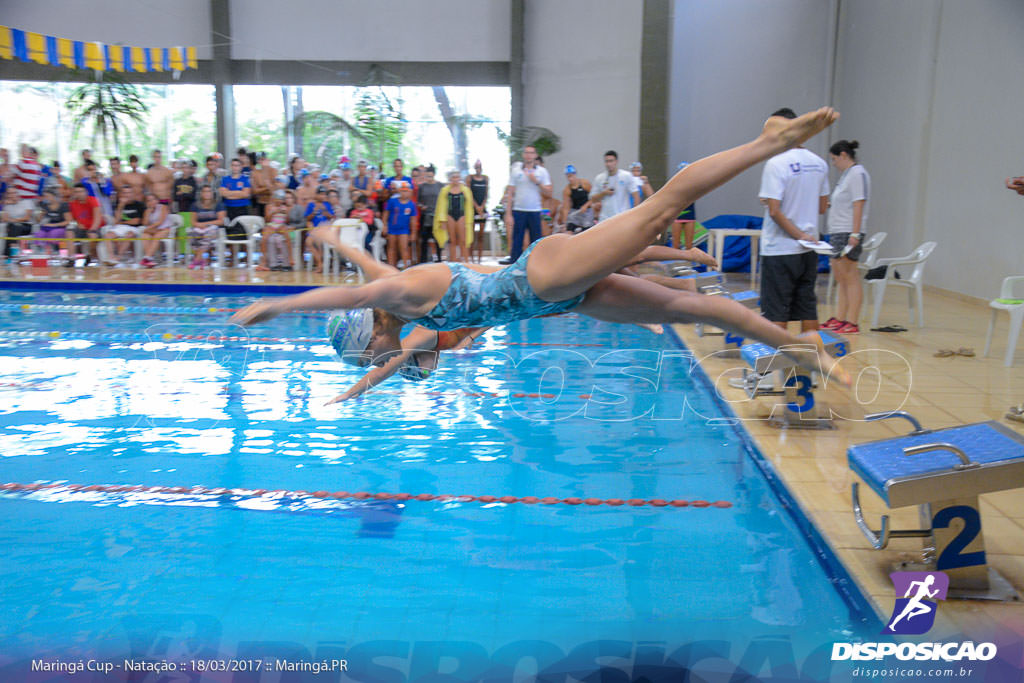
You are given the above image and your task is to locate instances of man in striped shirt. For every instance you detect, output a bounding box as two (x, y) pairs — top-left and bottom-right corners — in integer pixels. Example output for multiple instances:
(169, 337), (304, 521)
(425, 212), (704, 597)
(14, 144), (43, 201)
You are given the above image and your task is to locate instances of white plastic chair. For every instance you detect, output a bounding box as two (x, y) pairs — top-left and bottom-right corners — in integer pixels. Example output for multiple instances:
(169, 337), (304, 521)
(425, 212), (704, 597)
(164, 214), (183, 265)
(869, 241), (937, 328)
(370, 219), (385, 262)
(291, 229), (308, 271)
(983, 276), (1024, 367)
(134, 213), (183, 266)
(826, 231), (887, 306)
(217, 215), (264, 268)
(323, 219), (368, 279)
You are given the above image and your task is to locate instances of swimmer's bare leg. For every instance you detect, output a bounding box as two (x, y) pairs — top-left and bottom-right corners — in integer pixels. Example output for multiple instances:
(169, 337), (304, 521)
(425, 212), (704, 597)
(527, 107), (838, 302)
(632, 272), (698, 292)
(577, 273), (851, 385)
(627, 245), (718, 269)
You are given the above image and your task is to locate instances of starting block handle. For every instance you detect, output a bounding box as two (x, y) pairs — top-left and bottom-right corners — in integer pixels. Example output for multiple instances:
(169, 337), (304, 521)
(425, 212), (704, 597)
(851, 482), (932, 549)
(865, 411), (929, 435)
(902, 442), (979, 470)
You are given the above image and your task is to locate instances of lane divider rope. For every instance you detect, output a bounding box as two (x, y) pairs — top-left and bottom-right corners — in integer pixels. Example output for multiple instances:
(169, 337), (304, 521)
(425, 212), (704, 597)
(0, 329), (325, 343)
(0, 481), (732, 510)
(0, 379), (592, 401)
(0, 328), (603, 347)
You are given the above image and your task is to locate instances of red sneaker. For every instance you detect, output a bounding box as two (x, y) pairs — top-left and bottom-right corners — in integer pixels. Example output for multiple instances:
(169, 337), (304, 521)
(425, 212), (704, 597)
(835, 321), (859, 334)
(821, 317), (842, 330)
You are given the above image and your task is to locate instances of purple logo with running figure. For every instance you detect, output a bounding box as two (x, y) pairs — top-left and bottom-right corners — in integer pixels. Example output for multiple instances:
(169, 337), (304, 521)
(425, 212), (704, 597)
(884, 571), (949, 635)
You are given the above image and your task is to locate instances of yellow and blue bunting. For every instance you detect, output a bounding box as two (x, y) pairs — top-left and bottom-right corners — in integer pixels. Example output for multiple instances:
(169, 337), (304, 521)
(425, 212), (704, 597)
(0, 25), (197, 73)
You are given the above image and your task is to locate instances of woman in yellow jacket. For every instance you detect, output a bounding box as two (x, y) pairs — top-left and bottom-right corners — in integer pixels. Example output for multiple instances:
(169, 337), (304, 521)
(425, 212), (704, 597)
(433, 170), (475, 263)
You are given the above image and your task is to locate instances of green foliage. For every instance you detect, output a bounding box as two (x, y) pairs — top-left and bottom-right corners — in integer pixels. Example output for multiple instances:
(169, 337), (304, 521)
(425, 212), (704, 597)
(350, 89), (408, 167)
(65, 75), (150, 154)
(170, 107), (217, 161)
(238, 111), (287, 163)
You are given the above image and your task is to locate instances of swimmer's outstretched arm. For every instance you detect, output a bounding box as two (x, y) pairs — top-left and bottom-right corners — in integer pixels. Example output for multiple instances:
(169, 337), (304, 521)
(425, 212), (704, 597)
(327, 327), (439, 403)
(449, 326), (490, 350)
(328, 325), (489, 403)
(231, 276), (424, 326)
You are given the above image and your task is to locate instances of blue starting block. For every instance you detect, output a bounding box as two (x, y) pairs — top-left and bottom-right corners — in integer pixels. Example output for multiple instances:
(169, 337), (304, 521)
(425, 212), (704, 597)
(730, 289), (760, 309)
(735, 329), (850, 429)
(848, 411), (1024, 600)
(668, 262), (697, 277)
(675, 270), (725, 290)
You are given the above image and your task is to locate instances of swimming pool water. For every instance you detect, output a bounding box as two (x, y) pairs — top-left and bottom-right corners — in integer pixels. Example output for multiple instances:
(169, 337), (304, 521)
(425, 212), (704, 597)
(0, 289), (876, 680)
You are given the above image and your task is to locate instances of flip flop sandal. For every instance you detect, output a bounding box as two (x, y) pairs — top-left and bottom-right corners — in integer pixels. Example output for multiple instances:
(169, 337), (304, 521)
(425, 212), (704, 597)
(933, 349), (955, 358)
(871, 325), (909, 333)
(1008, 404), (1024, 416)
(1007, 411), (1024, 424)
(956, 348), (975, 357)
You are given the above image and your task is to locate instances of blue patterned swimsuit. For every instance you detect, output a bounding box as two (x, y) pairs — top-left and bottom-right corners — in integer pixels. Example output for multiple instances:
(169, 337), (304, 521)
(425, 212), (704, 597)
(407, 240), (586, 330)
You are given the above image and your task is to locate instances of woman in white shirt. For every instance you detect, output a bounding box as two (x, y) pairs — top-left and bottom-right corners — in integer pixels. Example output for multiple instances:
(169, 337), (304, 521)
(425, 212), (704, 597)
(1, 187), (35, 260)
(823, 140), (870, 334)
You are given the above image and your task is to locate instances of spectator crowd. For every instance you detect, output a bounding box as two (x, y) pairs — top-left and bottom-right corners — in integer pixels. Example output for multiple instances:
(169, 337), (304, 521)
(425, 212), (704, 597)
(0, 142), (662, 273)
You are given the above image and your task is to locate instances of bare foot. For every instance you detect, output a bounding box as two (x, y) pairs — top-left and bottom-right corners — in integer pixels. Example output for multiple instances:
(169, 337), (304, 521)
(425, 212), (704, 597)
(255, 265), (271, 271)
(794, 331), (852, 387)
(635, 322), (664, 334)
(761, 107), (839, 153)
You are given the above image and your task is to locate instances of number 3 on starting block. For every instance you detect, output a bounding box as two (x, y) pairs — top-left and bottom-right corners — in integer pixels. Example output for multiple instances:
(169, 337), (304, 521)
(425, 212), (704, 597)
(724, 332), (744, 349)
(785, 374), (815, 413)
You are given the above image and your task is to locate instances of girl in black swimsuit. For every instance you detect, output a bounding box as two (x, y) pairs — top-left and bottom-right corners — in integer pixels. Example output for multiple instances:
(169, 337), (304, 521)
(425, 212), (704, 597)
(468, 161), (489, 262)
(560, 165), (594, 232)
(444, 170), (470, 263)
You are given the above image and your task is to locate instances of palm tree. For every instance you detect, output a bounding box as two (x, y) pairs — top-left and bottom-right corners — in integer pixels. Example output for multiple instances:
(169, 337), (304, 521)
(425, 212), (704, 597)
(290, 88), (407, 169)
(290, 110), (368, 169)
(65, 75), (150, 156)
(498, 125), (562, 161)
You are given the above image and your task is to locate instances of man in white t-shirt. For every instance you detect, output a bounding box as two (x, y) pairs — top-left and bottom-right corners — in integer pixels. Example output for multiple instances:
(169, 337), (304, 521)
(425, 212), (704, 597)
(501, 145), (552, 264)
(758, 108), (830, 331)
(591, 150), (639, 222)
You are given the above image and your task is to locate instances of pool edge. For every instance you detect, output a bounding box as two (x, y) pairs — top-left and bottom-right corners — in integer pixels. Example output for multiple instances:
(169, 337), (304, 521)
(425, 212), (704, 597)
(662, 323), (882, 629)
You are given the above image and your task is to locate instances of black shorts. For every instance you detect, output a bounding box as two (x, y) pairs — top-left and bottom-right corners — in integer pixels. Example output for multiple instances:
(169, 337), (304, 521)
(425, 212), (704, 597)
(827, 232), (863, 261)
(224, 205), (250, 239)
(420, 216), (435, 241)
(760, 252), (819, 322)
